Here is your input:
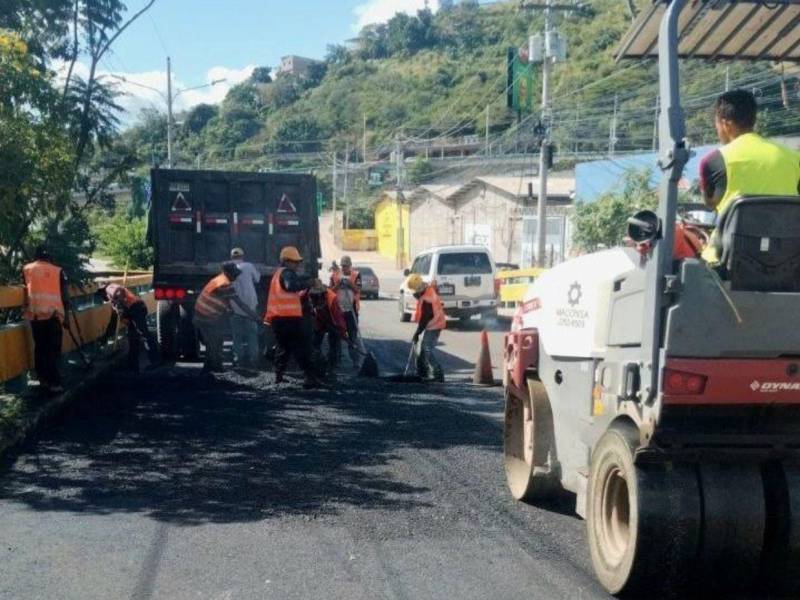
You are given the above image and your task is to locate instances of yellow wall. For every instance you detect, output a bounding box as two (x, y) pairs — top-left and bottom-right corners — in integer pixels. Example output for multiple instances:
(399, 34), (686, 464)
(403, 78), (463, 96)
(374, 196), (410, 264)
(341, 229), (378, 251)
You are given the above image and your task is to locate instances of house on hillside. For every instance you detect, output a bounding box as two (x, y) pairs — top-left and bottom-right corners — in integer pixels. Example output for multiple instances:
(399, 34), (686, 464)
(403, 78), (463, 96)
(277, 55), (318, 78)
(405, 175), (575, 266)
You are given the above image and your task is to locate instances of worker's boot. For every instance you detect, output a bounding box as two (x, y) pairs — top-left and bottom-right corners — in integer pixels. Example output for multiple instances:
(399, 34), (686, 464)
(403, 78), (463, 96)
(431, 368), (444, 383)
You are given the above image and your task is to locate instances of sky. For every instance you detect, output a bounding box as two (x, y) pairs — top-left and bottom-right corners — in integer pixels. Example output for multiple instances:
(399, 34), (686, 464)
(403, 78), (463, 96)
(67, 0), (448, 123)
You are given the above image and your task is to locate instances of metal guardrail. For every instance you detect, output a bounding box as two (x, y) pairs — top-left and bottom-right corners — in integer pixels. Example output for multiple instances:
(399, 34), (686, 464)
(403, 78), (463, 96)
(0, 273), (154, 383)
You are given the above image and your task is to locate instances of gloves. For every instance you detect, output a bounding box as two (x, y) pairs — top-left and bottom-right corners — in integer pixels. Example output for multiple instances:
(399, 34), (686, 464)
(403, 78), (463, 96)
(62, 318), (71, 330)
(412, 332), (420, 344)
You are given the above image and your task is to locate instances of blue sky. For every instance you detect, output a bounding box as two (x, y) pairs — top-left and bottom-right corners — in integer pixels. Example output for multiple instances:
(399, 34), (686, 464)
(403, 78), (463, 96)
(65, 0), (462, 121)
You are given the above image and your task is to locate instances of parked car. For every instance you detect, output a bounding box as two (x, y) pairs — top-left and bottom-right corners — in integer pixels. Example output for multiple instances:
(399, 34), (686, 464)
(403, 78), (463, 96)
(399, 245), (498, 323)
(355, 265), (380, 299)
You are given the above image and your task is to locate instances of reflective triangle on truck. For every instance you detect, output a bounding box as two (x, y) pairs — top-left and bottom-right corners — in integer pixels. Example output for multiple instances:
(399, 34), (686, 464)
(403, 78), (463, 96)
(171, 192), (191, 211)
(277, 193), (297, 213)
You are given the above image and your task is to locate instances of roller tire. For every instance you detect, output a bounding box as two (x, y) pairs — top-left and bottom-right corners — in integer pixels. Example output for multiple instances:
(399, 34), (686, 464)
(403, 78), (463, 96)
(156, 301), (178, 360)
(587, 425), (700, 596)
(503, 379), (559, 502)
(697, 463), (765, 594)
(759, 462), (800, 596)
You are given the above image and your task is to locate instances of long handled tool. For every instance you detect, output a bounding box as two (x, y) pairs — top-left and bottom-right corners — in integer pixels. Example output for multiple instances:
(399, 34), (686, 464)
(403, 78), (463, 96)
(65, 312), (93, 368)
(385, 341), (425, 383)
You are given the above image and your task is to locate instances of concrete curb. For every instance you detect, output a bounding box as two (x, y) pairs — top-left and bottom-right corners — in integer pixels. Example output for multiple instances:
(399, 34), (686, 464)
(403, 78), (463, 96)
(0, 350), (123, 458)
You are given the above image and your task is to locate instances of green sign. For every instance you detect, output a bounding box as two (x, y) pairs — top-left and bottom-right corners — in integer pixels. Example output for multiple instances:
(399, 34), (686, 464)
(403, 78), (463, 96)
(507, 47), (535, 114)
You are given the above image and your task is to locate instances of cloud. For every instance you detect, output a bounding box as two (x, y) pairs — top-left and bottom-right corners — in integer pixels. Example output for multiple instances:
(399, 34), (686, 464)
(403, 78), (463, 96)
(353, 0), (439, 31)
(52, 60), (255, 127)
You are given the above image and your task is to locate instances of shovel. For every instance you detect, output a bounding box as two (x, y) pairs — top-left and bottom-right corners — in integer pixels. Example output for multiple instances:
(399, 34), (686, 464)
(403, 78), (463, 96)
(385, 341), (425, 383)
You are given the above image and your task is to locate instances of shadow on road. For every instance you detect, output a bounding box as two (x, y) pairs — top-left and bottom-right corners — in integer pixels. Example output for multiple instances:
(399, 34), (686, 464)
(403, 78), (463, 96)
(0, 340), (505, 526)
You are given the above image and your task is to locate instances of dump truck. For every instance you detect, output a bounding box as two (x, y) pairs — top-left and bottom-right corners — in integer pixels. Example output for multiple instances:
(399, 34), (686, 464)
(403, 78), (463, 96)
(502, 1), (800, 596)
(147, 168), (320, 358)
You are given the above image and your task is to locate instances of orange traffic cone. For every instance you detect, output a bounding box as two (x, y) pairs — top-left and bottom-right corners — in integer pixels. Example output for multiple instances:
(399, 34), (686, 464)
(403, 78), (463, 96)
(473, 330), (495, 385)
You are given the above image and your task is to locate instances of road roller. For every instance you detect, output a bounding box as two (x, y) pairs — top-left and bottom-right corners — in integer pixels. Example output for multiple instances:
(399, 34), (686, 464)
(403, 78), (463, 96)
(502, 0), (800, 595)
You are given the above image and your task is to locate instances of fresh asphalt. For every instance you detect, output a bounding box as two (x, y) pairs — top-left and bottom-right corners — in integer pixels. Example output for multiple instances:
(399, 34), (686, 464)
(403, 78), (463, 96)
(0, 299), (610, 600)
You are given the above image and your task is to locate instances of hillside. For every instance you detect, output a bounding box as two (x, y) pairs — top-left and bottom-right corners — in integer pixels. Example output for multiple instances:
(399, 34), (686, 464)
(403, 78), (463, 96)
(122, 0), (790, 181)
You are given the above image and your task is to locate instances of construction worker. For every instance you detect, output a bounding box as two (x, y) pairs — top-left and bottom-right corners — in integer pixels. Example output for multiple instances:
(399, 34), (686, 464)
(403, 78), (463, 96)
(194, 262), (261, 373)
(22, 246), (70, 393)
(229, 247), (261, 369)
(264, 246), (320, 387)
(96, 283), (161, 372)
(699, 89), (800, 262)
(329, 255), (363, 366)
(308, 280), (347, 372)
(406, 273), (446, 382)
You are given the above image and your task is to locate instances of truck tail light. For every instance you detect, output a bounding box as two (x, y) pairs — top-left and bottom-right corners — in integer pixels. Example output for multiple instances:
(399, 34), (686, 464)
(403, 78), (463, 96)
(663, 368), (707, 395)
(155, 287), (187, 301)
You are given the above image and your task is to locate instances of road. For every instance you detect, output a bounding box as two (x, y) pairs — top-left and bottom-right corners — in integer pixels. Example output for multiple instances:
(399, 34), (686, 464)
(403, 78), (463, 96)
(0, 300), (609, 600)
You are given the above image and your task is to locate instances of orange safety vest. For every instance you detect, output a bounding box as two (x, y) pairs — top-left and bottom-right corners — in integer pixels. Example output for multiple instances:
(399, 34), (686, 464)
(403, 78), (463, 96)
(105, 283), (139, 309)
(413, 285), (446, 331)
(195, 274), (232, 320)
(264, 268), (303, 324)
(22, 260), (65, 321)
(331, 269), (360, 312)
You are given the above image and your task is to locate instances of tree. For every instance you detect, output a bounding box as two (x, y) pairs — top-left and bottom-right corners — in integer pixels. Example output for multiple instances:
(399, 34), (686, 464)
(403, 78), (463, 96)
(571, 170), (658, 252)
(407, 156), (434, 184)
(274, 116), (326, 152)
(184, 103), (217, 134)
(325, 44), (350, 65)
(250, 66), (272, 84)
(96, 213), (152, 270)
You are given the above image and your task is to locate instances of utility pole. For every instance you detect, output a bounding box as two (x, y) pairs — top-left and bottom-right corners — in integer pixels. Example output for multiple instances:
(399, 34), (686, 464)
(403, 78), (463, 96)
(395, 136), (405, 269)
(652, 95), (659, 152)
(332, 151), (338, 244)
(362, 113), (368, 162)
(535, 0), (553, 269)
(725, 66), (730, 91)
(609, 93), (618, 157)
(166, 56), (173, 168)
(485, 105), (490, 156)
(343, 142), (350, 230)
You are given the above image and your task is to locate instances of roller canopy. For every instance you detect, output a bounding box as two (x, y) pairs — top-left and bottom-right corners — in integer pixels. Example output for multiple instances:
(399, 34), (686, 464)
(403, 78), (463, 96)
(616, 0), (800, 62)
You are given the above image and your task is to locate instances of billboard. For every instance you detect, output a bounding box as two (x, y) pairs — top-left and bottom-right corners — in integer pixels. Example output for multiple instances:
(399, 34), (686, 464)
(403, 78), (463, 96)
(507, 47), (535, 114)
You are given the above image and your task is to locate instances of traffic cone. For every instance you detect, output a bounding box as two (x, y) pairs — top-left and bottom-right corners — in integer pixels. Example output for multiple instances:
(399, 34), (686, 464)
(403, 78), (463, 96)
(473, 330), (495, 385)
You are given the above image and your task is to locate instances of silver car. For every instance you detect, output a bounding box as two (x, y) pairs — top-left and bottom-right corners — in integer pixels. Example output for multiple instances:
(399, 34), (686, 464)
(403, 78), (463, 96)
(355, 265), (380, 299)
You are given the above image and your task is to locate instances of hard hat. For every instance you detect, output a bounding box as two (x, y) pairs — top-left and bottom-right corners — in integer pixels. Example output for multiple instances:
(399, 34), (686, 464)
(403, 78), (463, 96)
(406, 273), (424, 292)
(230, 247), (244, 258)
(280, 246), (303, 262)
(340, 255), (352, 267)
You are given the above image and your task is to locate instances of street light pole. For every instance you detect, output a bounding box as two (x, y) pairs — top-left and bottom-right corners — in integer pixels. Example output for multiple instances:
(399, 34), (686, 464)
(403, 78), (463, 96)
(167, 56), (174, 168)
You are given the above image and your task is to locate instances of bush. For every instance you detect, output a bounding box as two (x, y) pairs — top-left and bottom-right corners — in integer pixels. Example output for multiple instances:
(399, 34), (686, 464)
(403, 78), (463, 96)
(96, 214), (153, 270)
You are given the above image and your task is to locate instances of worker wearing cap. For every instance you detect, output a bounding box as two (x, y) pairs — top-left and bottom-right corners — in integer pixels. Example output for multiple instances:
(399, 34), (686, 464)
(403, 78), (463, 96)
(407, 273), (446, 382)
(264, 246), (320, 387)
(229, 247), (261, 369)
(699, 89), (800, 263)
(330, 255), (363, 367)
(308, 280), (347, 371)
(194, 262), (261, 373)
(96, 283), (161, 371)
(22, 246), (70, 393)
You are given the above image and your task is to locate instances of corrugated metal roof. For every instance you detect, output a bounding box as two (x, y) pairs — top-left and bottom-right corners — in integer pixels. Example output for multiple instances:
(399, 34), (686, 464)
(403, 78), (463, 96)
(616, 1), (800, 62)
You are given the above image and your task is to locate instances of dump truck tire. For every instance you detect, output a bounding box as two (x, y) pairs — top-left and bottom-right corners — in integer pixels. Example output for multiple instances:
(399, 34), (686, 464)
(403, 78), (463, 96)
(156, 300), (178, 360)
(178, 305), (199, 361)
(697, 463), (765, 594)
(503, 379), (559, 501)
(587, 425), (700, 596)
(758, 461), (800, 596)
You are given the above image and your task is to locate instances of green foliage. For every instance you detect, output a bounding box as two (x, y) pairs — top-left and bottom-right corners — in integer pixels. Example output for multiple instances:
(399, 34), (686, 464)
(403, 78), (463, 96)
(571, 170), (658, 252)
(407, 156), (434, 184)
(184, 103), (217, 134)
(250, 66), (272, 84)
(274, 115), (326, 152)
(95, 213), (153, 270)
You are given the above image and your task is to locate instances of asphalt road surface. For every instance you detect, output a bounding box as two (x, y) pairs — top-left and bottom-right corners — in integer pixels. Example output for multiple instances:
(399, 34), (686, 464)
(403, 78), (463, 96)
(0, 300), (610, 600)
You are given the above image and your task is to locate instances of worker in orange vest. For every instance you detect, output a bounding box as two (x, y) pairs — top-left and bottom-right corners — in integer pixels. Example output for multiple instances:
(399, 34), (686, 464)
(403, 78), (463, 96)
(329, 255), (363, 367)
(407, 273), (446, 383)
(96, 283), (161, 371)
(308, 280), (347, 372)
(22, 246), (70, 393)
(194, 262), (261, 373)
(264, 246), (320, 387)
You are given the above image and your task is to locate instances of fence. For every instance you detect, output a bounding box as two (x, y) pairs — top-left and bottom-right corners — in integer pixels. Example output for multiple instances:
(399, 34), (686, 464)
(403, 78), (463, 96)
(0, 274), (154, 384)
